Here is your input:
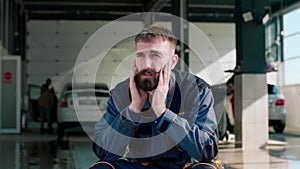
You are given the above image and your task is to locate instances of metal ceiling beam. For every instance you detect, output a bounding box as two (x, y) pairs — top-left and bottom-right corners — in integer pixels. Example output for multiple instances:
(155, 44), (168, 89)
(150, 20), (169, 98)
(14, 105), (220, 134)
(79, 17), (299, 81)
(22, 0), (300, 22)
(144, 0), (170, 12)
(188, 0), (234, 6)
(188, 14), (235, 23)
(27, 10), (143, 20)
(23, 0), (142, 7)
(24, 4), (141, 12)
(270, 0), (300, 17)
(27, 10), (236, 22)
(159, 7), (235, 22)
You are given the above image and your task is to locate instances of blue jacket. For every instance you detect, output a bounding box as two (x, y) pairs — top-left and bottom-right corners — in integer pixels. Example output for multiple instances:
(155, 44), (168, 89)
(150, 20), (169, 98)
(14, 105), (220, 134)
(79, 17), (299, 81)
(93, 70), (219, 168)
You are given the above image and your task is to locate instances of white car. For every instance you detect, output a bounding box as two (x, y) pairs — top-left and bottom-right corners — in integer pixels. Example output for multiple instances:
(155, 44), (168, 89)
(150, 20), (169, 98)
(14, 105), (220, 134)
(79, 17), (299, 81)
(268, 84), (286, 133)
(57, 83), (110, 140)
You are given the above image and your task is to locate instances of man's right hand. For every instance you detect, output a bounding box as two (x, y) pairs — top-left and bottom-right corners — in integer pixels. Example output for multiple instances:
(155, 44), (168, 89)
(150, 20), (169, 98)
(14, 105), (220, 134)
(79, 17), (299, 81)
(129, 62), (148, 113)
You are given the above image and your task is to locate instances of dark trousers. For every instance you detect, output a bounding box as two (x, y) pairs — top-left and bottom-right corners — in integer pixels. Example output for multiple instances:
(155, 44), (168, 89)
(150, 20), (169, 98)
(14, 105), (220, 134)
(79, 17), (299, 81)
(39, 106), (51, 129)
(89, 160), (219, 169)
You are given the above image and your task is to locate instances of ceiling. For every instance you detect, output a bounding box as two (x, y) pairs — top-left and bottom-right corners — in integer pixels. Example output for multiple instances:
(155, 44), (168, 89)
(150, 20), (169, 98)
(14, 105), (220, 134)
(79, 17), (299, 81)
(20, 0), (300, 22)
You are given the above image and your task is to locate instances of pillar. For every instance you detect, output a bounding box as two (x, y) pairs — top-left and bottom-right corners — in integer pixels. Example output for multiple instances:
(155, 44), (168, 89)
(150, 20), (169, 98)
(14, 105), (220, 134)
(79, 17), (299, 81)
(235, 0), (268, 150)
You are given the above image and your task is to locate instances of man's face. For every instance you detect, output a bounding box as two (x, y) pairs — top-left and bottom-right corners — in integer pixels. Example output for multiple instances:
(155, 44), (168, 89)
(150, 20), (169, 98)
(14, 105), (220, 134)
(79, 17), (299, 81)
(134, 39), (175, 91)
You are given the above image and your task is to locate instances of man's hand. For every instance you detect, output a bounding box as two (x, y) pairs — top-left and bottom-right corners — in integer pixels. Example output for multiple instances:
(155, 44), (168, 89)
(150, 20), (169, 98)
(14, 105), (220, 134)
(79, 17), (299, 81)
(151, 63), (171, 117)
(129, 62), (148, 113)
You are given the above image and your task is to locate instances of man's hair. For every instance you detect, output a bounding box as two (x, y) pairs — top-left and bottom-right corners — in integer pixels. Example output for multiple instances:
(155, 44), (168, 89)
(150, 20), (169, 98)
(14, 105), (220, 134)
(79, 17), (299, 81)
(135, 24), (177, 47)
(46, 78), (52, 83)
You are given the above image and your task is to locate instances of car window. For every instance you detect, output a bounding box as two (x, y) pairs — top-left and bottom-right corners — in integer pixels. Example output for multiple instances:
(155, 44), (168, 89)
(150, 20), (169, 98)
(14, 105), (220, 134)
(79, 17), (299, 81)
(268, 84), (280, 94)
(64, 92), (76, 98)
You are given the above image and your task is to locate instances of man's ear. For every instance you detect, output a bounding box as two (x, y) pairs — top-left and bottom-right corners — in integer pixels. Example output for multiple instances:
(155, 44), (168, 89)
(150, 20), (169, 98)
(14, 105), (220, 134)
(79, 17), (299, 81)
(170, 54), (179, 69)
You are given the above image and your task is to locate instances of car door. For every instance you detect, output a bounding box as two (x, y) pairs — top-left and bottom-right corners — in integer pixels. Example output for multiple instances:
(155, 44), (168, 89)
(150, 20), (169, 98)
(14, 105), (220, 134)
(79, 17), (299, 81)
(28, 84), (42, 122)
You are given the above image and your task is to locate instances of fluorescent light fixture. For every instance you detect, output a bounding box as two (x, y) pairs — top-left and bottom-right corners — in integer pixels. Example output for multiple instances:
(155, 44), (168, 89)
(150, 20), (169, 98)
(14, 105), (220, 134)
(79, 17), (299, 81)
(262, 13), (270, 25)
(242, 11), (253, 22)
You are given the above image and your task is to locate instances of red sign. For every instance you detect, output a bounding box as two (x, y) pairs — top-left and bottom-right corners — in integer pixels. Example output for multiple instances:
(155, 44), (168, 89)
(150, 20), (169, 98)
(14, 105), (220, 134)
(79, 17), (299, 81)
(4, 72), (12, 80)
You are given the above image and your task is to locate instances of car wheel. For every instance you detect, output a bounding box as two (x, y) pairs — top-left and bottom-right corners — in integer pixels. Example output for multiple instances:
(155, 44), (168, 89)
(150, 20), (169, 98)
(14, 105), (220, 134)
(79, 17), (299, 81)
(273, 122), (285, 133)
(21, 110), (28, 132)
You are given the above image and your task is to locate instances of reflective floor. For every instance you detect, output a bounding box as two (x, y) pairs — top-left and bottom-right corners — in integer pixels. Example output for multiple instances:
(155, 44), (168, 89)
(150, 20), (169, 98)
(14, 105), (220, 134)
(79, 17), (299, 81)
(1, 128), (300, 169)
(0, 129), (74, 169)
(219, 130), (300, 169)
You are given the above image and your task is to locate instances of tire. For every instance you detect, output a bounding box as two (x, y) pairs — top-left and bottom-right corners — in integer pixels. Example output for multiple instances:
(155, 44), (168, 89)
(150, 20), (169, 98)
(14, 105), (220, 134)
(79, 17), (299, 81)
(273, 122), (285, 133)
(21, 110), (28, 132)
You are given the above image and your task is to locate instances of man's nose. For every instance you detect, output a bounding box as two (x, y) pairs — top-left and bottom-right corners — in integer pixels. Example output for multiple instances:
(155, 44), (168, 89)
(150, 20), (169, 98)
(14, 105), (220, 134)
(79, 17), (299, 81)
(143, 57), (152, 68)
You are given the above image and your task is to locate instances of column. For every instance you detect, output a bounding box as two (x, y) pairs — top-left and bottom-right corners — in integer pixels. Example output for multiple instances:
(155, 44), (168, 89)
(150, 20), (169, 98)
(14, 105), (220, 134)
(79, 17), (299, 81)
(234, 0), (268, 149)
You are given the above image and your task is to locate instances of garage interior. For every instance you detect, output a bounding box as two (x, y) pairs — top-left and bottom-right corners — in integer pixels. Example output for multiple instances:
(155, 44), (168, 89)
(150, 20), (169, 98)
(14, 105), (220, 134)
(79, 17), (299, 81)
(1, 0), (300, 169)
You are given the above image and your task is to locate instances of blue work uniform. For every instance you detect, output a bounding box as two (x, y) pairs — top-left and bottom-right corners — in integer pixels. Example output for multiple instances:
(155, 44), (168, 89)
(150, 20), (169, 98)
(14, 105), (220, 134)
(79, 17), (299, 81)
(92, 70), (219, 169)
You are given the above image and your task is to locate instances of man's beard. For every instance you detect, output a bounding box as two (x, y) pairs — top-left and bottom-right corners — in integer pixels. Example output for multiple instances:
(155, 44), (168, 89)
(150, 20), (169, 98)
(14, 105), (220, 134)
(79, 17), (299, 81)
(134, 68), (159, 92)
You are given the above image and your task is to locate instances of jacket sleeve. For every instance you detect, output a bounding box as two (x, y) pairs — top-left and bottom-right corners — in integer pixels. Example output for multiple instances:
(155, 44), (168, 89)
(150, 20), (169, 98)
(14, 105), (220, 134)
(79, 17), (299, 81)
(156, 87), (219, 162)
(93, 96), (142, 161)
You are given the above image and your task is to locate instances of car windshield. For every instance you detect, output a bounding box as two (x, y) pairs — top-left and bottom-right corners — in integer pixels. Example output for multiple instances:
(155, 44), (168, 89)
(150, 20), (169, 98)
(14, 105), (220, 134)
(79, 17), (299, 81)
(268, 84), (280, 94)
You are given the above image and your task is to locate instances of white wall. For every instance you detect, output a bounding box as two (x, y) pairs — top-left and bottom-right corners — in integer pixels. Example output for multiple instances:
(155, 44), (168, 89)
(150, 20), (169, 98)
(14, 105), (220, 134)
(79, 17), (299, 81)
(27, 20), (107, 93)
(27, 20), (143, 94)
(26, 20), (236, 95)
(190, 22), (235, 85)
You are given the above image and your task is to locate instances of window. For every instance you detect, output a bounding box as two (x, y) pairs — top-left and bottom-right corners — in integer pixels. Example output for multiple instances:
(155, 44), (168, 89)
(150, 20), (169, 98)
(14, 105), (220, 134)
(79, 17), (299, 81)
(284, 8), (300, 85)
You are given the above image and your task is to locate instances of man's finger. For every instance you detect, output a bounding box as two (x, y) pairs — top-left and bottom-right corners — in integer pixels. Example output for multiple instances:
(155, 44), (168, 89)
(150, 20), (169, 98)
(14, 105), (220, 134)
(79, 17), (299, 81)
(130, 62), (138, 89)
(158, 70), (164, 87)
(164, 62), (171, 86)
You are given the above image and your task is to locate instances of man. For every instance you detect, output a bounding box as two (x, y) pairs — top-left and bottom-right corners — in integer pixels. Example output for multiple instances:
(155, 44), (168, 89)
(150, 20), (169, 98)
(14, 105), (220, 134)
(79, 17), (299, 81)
(41, 78), (52, 94)
(38, 87), (54, 134)
(91, 25), (220, 169)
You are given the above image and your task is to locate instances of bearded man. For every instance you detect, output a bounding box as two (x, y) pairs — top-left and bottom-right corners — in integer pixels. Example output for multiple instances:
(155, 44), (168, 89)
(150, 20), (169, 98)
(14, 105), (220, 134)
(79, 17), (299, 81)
(91, 25), (221, 169)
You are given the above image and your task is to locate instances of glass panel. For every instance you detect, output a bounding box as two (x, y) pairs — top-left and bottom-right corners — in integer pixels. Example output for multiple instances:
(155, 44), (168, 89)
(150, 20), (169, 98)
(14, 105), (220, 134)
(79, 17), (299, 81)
(30, 86), (41, 100)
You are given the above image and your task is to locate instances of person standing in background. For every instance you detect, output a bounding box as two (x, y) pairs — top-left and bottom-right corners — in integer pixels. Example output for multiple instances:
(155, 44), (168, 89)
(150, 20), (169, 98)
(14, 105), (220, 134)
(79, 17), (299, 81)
(38, 87), (54, 134)
(41, 78), (52, 94)
(50, 88), (58, 134)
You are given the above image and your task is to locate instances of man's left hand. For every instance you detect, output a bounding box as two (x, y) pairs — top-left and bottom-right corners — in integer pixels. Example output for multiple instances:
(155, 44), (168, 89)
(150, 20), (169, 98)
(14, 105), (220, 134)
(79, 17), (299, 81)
(151, 63), (171, 117)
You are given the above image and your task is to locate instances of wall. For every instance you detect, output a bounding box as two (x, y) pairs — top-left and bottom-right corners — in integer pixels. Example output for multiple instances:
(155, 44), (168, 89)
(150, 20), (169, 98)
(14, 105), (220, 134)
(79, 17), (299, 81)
(26, 20), (143, 95)
(190, 22), (235, 85)
(27, 20), (107, 94)
(26, 20), (236, 96)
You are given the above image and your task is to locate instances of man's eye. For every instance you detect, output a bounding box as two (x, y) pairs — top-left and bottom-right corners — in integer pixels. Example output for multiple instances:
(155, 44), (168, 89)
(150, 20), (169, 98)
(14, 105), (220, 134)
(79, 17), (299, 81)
(136, 53), (144, 57)
(152, 53), (161, 58)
